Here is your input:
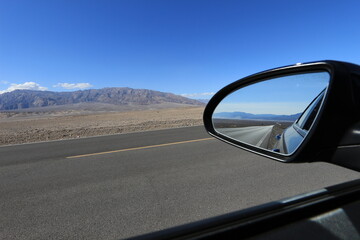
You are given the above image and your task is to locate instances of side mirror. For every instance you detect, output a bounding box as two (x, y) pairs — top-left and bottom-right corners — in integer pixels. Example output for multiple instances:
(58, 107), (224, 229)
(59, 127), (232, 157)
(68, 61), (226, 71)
(203, 60), (360, 171)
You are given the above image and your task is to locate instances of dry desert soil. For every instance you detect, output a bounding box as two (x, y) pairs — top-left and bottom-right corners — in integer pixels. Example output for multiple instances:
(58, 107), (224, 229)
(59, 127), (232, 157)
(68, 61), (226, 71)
(0, 106), (204, 146)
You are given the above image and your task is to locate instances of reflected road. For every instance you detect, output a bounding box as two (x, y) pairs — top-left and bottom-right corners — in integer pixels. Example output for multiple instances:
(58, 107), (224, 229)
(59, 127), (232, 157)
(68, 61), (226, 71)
(217, 125), (274, 147)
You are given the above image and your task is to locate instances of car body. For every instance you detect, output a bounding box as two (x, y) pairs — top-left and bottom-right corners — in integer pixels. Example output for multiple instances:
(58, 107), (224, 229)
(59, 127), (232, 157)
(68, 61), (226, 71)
(275, 90), (325, 154)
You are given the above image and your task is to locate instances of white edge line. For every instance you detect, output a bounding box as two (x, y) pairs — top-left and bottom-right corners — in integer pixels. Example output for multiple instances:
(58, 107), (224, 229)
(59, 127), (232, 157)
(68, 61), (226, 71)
(255, 125), (274, 146)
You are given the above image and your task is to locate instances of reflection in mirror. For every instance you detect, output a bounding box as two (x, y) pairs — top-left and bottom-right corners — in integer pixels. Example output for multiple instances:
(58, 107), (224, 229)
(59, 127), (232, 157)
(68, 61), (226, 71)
(212, 71), (330, 155)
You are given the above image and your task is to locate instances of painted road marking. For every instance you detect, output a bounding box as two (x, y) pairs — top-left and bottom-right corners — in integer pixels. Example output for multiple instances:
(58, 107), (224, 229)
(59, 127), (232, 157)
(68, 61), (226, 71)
(256, 125), (274, 147)
(67, 137), (214, 159)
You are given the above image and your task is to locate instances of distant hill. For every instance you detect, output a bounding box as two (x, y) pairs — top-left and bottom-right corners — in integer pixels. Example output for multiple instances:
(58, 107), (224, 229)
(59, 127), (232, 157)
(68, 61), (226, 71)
(213, 111), (302, 121)
(0, 88), (204, 110)
(195, 99), (210, 104)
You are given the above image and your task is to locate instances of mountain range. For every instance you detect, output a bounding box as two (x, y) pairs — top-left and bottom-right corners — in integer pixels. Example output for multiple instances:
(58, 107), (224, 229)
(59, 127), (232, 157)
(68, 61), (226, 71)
(0, 88), (204, 111)
(213, 111), (302, 121)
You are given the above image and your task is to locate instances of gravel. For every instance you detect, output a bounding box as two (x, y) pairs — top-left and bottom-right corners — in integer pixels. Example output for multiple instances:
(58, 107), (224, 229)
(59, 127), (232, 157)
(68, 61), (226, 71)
(0, 107), (204, 146)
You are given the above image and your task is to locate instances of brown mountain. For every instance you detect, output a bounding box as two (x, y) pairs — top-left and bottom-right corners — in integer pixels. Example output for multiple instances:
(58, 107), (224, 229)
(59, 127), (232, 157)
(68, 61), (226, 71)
(0, 88), (204, 110)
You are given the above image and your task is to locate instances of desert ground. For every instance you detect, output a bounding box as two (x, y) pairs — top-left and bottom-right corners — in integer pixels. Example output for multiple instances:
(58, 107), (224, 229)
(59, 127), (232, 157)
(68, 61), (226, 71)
(0, 106), (204, 146)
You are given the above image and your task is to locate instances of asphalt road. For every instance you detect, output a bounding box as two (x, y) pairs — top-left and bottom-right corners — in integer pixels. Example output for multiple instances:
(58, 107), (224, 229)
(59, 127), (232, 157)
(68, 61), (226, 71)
(0, 126), (359, 239)
(217, 125), (273, 147)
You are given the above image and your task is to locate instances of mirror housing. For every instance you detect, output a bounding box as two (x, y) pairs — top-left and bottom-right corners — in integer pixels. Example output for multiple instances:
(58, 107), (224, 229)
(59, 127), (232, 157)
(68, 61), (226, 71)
(203, 60), (360, 171)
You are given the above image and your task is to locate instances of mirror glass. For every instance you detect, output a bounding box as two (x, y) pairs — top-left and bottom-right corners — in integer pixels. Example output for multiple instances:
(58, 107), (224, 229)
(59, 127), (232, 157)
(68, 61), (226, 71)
(212, 71), (330, 155)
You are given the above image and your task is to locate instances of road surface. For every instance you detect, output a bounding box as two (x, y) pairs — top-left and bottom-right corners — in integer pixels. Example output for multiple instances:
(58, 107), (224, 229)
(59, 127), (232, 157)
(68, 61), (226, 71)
(0, 126), (358, 239)
(216, 125), (273, 147)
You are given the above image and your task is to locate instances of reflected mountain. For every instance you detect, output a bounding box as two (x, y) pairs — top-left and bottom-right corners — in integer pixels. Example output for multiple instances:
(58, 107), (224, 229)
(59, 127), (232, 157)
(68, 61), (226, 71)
(213, 111), (302, 121)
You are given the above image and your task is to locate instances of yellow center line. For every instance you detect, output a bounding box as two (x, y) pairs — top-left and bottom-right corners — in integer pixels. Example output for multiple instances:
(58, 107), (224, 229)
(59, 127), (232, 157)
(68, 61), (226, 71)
(66, 137), (214, 159)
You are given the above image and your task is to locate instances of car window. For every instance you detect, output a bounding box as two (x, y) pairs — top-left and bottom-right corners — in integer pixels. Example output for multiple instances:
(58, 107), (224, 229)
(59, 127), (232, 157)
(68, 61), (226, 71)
(296, 92), (325, 131)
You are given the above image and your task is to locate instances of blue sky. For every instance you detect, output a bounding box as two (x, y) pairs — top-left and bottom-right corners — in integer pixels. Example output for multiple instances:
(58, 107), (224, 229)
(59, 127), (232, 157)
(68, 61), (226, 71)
(1, 0), (360, 98)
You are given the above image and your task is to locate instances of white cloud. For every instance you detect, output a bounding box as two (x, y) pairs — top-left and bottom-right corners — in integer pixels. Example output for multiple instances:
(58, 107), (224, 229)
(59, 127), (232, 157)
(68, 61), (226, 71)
(181, 92), (215, 99)
(0, 82), (48, 94)
(0, 80), (9, 85)
(53, 82), (93, 90)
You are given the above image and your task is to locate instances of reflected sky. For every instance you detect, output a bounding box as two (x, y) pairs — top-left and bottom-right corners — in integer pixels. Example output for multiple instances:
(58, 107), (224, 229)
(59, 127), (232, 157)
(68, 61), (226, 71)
(214, 72), (329, 115)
